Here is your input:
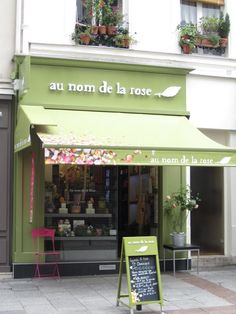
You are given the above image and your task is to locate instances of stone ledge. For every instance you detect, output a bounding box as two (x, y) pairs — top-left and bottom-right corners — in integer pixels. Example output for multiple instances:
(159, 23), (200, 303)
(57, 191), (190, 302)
(191, 255), (236, 268)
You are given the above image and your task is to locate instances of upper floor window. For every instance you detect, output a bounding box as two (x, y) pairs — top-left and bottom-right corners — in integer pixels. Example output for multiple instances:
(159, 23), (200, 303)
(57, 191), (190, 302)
(73, 1), (135, 49)
(179, 0), (228, 56)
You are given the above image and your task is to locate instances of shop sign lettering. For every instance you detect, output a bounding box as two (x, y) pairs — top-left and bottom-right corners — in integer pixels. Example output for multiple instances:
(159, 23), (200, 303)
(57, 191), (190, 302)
(49, 81), (181, 99)
(150, 155), (214, 165)
(44, 147), (225, 166)
(15, 135), (31, 150)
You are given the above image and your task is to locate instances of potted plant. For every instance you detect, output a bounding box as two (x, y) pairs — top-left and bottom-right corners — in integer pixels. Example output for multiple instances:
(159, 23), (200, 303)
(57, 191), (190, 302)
(114, 33), (136, 48)
(114, 27), (136, 48)
(177, 23), (198, 54)
(103, 9), (123, 35)
(179, 37), (196, 54)
(80, 28), (92, 45)
(218, 12), (230, 47)
(164, 186), (201, 246)
(82, 0), (106, 34)
(72, 24), (92, 45)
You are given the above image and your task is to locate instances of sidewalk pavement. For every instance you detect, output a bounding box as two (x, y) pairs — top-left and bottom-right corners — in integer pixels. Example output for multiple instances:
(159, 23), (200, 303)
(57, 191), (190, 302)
(1, 266), (236, 313)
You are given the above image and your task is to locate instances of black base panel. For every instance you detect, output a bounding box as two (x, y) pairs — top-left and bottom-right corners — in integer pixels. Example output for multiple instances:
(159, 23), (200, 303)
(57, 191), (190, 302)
(13, 259), (191, 278)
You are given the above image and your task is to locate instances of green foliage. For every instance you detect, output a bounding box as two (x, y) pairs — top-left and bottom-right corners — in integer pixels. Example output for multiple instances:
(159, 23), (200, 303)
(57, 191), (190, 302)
(177, 13), (230, 53)
(114, 28), (136, 48)
(178, 37), (196, 50)
(72, 24), (92, 45)
(164, 186), (201, 233)
(103, 9), (123, 26)
(207, 33), (220, 46)
(82, 0), (122, 26)
(199, 16), (220, 34)
(177, 23), (198, 50)
(83, 0), (101, 25)
(218, 12), (230, 38)
(177, 23), (198, 38)
(72, 0), (135, 49)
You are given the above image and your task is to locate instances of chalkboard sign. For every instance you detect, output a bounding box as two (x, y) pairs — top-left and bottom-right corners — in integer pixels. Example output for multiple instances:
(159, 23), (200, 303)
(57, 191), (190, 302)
(129, 255), (160, 303)
(116, 236), (163, 314)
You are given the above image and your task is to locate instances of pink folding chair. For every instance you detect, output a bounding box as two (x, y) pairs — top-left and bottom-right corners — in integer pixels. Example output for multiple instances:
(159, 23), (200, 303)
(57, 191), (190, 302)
(31, 228), (60, 278)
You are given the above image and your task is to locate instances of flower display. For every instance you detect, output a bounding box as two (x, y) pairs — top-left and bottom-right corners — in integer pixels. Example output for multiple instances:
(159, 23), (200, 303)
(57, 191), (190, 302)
(164, 186), (201, 233)
(45, 148), (117, 165)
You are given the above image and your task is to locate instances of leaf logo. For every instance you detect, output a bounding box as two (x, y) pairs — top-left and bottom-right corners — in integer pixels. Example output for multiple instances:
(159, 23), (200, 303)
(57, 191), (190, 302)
(135, 245), (148, 253)
(218, 157), (231, 164)
(155, 86), (181, 98)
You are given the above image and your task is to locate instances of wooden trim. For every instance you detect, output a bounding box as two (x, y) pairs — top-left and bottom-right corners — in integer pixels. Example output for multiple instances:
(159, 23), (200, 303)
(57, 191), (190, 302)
(189, 0), (224, 5)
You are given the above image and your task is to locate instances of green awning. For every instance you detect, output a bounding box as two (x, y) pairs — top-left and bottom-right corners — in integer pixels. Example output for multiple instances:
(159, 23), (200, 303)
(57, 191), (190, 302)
(15, 105), (236, 166)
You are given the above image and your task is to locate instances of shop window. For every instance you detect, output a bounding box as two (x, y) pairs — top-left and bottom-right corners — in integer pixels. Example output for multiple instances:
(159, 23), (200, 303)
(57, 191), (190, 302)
(44, 165), (158, 262)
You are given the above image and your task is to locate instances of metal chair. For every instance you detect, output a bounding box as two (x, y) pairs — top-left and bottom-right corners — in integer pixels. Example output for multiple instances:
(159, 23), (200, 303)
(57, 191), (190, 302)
(31, 228), (60, 278)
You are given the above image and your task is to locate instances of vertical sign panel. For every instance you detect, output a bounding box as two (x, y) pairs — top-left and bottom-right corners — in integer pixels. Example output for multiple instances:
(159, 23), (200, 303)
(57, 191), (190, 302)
(117, 236), (163, 313)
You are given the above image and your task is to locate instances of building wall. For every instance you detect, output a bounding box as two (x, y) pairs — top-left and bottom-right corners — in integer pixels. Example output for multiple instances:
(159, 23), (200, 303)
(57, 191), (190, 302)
(0, 0), (15, 272)
(0, 0), (15, 78)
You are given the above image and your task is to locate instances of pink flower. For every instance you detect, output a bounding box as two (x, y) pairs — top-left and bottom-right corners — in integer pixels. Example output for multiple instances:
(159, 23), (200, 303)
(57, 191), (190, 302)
(126, 155), (133, 162)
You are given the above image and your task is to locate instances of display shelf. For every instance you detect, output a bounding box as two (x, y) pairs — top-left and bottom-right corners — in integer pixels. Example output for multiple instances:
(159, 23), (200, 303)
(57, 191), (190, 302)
(45, 213), (112, 218)
(54, 236), (116, 241)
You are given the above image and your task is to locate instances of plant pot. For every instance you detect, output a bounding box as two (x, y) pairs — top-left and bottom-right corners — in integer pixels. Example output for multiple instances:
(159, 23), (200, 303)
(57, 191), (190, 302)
(171, 232), (185, 247)
(91, 25), (99, 35)
(220, 37), (228, 47)
(107, 25), (117, 36)
(98, 25), (107, 35)
(201, 38), (219, 48)
(121, 38), (130, 48)
(182, 44), (192, 54)
(71, 205), (81, 214)
(79, 34), (91, 45)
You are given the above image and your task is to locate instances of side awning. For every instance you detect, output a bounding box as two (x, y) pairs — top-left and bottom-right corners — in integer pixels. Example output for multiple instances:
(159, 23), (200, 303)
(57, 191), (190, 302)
(15, 105), (236, 166)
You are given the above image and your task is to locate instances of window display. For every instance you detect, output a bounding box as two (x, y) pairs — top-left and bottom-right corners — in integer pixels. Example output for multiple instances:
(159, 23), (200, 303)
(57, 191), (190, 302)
(44, 165), (118, 261)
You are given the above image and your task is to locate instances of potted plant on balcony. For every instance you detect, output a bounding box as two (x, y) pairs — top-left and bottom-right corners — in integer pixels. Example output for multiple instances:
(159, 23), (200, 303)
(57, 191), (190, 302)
(103, 8), (123, 36)
(164, 186), (201, 246)
(177, 23), (198, 54)
(80, 28), (93, 45)
(83, 0), (106, 34)
(201, 33), (220, 48)
(218, 12), (230, 47)
(114, 27), (136, 48)
(72, 24), (92, 45)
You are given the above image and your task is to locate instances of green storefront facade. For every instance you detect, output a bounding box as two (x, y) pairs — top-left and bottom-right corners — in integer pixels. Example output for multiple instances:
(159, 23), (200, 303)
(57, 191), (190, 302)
(13, 55), (236, 278)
